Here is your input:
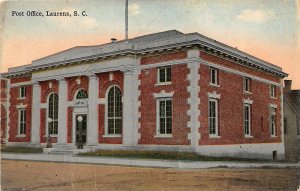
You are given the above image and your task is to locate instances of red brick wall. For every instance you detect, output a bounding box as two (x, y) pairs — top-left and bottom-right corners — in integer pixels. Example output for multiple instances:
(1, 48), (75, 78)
(67, 76), (88, 101)
(97, 71), (123, 144)
(199, 64), (282, 145)
(40, 80), (59, 103)
(200, 51), (280, 83)
(138, 64), (190, 145)
(8, 78), (32, 142)
(1, 80), (7, 143)
(10, 76), (31, 84)
(1, 105), (6, 143)
(67, 107), (73, 143)
(141, 51), (187, 65)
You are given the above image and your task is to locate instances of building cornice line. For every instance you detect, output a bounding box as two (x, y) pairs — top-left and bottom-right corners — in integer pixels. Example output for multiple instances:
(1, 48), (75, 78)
(1, 33), (288, 78)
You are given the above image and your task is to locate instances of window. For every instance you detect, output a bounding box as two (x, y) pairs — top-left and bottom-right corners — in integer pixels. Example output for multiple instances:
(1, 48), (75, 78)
(158, 99), (172, 135)
(18, 109), (26, 135)
(210, 67), (219, 85)
(107, 86), (122, 135)
(76, 89), (88, 99)
(270, 108), (276, 136)
(270, 85), (276, 98)
(244, 77), (251, 92)
(244, 104), (251, 136)
(158, 66), (171, 83)
(19, 86), (26, 98)
(48, 93), (58, 135)
(209, 99), (218, 136)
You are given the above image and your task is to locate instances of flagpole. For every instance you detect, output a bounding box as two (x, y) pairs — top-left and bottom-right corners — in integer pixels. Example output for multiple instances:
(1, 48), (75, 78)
(125, 0), (128, 40)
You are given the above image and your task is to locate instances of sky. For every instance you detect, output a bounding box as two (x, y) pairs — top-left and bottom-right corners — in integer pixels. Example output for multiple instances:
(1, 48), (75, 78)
(0, 0), (299, 89)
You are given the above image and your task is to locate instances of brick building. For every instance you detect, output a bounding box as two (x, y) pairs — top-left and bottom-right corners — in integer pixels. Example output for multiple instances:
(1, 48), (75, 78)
(0, 30), (288, 159)
(283, 80), (300, 161)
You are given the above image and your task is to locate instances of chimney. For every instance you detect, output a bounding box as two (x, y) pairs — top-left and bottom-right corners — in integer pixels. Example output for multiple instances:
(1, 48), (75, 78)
(111, 38), (117, 43)
(284, 80), (292, 91)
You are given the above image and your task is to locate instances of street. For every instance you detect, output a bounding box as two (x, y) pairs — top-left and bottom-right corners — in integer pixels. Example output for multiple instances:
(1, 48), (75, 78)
(1, 160), (299, 191)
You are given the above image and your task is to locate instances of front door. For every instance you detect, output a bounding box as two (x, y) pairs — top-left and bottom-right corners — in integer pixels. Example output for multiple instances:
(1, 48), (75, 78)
(75, 114), (87, 145)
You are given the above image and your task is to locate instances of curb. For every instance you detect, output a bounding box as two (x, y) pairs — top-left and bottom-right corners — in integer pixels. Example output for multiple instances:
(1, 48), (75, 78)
(2, 153), (300, 169)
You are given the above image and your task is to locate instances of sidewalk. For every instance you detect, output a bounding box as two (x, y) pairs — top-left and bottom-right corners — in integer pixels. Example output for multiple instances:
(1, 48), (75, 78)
(1, 153), (300, 169)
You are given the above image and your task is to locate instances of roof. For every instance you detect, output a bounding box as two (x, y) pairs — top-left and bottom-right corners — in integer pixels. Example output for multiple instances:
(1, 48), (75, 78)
(3, 30), (288, 78)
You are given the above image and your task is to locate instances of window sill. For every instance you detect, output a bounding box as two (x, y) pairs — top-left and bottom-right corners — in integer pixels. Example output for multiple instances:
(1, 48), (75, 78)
(17, 97), (26, 100)
(270, 97), (277, 99)
(43, 135), (58, 138)
(103, 134), (122, 138)
(209, 83), (220, 87)
(155, 82), (172, 86)
(245, 135), (253, 138)
(244, 91), (252, 95)
(209, 135), (221, 139)
(154, 134), (172, 138)
(16, 134), (26, 138)
(271, 135), (277, 138)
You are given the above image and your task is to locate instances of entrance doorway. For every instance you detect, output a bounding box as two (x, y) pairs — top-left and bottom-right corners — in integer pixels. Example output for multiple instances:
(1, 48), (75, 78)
(75, 114), (87, 145)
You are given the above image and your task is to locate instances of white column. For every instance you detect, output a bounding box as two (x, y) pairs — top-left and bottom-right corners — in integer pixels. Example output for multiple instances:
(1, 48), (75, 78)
(31, 82), (41, 145)
(122, 70), (138, 146)
(87, 74), (99, 146)
(187, 49), (201, 148)
(57, 78), (67, 144)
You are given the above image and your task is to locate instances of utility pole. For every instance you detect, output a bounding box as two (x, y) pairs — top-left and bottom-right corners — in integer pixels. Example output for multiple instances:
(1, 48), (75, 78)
(125, 0), (128, 40)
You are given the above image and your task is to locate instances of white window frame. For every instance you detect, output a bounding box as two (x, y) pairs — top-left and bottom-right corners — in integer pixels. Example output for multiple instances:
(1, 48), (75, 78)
(157, 66), (172, 85)
(270, 85), (276, 98)
(208, 98), (219, 137)
(210, 67), (219, 86)
(270, 107), (276, 137)
(19, 86), (26, 99)
(155, 98), (172, 137)
(244, 104), (252, 137)
(18, 108), (26, 135)
(104, 85), (122, 137)
(244, 77), (251, 93)
(47, 92), (59, 136)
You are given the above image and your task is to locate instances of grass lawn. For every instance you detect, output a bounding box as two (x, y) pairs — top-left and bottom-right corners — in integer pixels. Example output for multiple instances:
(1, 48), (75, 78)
(1, 146), (43, 153)
(79, 150), (271, 162)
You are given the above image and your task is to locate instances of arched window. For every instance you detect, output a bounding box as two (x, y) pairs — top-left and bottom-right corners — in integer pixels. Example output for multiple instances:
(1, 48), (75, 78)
(107, 86), (122, 134)
(48, 93), (58, 135)
(76, 89), (88, 99)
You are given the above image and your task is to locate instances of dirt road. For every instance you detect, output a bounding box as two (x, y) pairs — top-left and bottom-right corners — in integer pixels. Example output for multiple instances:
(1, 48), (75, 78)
(1, 160), (299, 191)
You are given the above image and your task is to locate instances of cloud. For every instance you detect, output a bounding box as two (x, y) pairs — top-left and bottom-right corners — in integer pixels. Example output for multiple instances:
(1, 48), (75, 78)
(236, 9), (274, 23)
(129, 3), (140, 15)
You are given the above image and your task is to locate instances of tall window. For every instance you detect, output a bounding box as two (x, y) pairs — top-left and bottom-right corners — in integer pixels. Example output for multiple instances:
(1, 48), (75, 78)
(19, 86), (26, 98)
(270, 108), (276, 136)
(209, 99), (218, 135)
(210, 67), (219, 85)
(158, 66), (171, 83)
(18, 109), (26, 134)
(76, 89), (88, 99)
(107, 86), (122, 135)
(244, 77), (251, 92)
(48, 93), (58, 135)
(244, 104), (251, 136)
(270, 85), (276, 98)
(158, 99), (172, 135)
